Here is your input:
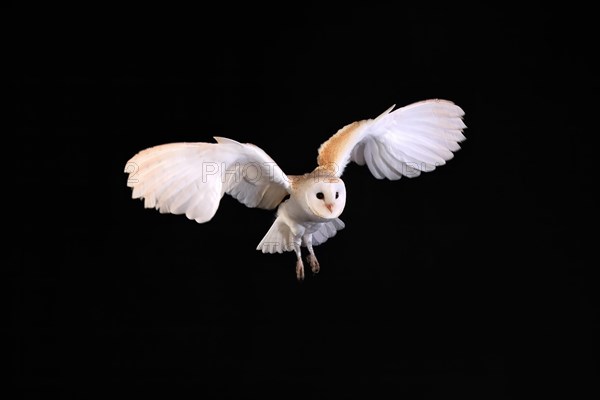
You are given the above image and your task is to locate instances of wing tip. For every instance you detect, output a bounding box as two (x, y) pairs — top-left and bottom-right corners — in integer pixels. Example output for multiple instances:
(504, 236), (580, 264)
(374, 104), (396, 121)
(213, 136), (242, 145)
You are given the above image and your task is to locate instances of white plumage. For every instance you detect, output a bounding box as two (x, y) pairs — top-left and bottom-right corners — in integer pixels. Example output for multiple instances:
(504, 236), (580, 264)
(125, 99), (466, 280)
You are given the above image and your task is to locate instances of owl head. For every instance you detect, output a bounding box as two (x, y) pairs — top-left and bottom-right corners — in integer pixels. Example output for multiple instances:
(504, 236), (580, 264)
(301, 174), (346, 220)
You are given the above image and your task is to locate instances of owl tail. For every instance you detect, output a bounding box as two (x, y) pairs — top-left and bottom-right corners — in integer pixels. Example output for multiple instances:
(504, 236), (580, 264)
(256, 217), (295, 254)
(256, 216), (346, 254)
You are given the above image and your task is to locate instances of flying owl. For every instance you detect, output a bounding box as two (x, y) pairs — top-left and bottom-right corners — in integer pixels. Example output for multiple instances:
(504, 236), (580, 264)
(124, 99), (466, 280)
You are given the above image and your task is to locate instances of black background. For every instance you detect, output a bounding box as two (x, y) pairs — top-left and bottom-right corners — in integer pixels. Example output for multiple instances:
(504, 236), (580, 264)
(9, 3), (597, 399)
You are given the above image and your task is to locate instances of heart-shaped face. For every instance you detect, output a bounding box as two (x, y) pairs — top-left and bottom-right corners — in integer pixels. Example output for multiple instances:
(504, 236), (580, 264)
(303, 177), (346, 220)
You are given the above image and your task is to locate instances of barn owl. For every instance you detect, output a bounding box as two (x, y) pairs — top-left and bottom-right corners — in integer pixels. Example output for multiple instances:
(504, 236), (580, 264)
(124, 99), (466, 280)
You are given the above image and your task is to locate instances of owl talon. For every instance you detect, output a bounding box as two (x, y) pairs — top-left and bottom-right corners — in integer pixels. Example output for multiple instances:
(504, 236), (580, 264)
(306, 254), (320, 274)
(296, 260), (305, 281)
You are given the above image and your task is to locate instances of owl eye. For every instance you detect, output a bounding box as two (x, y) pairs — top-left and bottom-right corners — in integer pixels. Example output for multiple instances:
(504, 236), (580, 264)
(316, 192), (324, 200)
(335, 192), (339, 199)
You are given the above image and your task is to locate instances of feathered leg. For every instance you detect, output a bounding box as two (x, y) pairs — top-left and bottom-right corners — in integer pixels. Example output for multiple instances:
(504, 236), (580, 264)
(303, 234), (320, 274)
(293, 239), (304, 281)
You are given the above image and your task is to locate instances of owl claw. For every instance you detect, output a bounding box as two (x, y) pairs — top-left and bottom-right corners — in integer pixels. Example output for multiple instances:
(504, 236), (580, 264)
(306, 254), (320, 274)
(296, 260), (305, 281)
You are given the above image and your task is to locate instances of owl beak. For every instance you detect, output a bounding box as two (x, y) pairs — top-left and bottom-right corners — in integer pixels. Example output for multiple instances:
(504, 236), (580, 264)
(325, 203), (334, 213)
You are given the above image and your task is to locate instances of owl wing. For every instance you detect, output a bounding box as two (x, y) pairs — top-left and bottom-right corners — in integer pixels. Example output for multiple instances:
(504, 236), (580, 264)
(124, 136), (290, 223)
(316, 99), (466, 179)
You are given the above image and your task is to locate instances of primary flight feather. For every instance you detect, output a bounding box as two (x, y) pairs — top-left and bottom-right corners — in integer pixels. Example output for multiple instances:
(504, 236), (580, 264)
(125, 99), (466, 280)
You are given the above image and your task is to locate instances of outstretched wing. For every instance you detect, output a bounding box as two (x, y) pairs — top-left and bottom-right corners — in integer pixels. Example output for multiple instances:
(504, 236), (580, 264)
(316, 99), (466, 179)
(124, 136), (290, 223)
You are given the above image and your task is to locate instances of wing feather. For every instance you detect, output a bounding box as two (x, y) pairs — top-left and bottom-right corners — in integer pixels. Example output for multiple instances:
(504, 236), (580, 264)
(364, 140), (386, 179)
(125, 137), (290, 223)
(307, 218), (345, 247)
(374, 139), (403, 180)
(317, 99), (466, 178)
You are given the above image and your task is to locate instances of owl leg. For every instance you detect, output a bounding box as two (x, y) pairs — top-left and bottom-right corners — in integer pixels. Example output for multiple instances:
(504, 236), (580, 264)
(293, 240), (305, 281)
(303, 234), (320, 274)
